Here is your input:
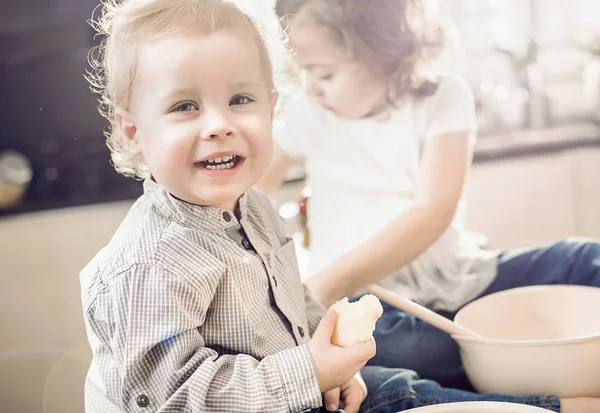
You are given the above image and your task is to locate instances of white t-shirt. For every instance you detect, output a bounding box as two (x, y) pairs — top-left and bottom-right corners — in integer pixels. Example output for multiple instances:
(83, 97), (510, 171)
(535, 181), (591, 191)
(275, 75), (498, 312)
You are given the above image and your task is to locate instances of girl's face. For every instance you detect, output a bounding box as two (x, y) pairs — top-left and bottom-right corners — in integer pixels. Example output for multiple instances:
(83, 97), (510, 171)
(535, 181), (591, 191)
(288, 16), (388, 119)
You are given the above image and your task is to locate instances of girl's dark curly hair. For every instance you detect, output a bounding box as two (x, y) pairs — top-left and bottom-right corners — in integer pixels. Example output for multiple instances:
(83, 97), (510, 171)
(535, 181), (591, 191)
(275, 0), (446, 104)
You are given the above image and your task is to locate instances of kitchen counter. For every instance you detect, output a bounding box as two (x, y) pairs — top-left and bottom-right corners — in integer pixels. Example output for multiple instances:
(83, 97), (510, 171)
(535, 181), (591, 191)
(474, 122), (600, 163)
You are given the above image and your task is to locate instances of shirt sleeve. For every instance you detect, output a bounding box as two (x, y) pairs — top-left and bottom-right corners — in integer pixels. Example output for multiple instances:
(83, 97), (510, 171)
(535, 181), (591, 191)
(274, 91), (324, 161)
(423, 75), (477, 141)
(303, 283), (326, 338)
(86, 264), (322, 413)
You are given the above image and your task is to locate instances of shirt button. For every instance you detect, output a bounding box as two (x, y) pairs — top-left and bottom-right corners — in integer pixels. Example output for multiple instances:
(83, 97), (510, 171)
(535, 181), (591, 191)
(136, 395), (150, 408)
(297, 326), (305, 337)
(242, 238), (252, 250)
(222, 212), (232, 222)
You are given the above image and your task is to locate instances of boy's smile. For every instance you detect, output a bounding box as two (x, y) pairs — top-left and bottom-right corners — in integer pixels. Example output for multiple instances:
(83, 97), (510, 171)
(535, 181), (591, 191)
(195, 151), (245, 178)
(117, 30), (277, 211)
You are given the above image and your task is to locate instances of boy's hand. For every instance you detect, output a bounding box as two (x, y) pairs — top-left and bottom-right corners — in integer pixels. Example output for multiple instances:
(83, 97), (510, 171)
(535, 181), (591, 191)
(322, 373), (368, 413)
(323, 387), (340, 412)
(339, 373), (368, 413)
(308, 309), (376, 393)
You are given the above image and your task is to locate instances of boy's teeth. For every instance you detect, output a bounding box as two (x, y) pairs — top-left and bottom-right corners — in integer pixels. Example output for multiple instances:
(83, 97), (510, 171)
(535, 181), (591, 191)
(205, 161), (235, 170)
(205, 155), (236, 164)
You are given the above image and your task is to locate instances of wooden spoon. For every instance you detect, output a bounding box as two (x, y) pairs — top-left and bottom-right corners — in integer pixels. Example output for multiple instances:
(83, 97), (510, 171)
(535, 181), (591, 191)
(367, 284), (483, 338)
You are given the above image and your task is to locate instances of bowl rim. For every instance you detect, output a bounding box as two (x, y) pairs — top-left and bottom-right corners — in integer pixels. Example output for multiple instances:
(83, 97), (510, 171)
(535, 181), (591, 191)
(403, 401), (551, 412)
(453, 285), (600, 346)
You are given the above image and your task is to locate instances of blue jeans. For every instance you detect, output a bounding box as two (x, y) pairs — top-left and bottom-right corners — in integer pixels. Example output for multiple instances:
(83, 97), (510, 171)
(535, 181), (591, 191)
(308, 366), (560, 413)
(365, 238), (600, 390)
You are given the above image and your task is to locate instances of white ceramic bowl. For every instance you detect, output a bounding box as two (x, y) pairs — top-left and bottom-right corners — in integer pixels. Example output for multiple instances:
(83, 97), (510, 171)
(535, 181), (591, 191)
(454, 285), (600, 397)
(407, 402), (551, 412)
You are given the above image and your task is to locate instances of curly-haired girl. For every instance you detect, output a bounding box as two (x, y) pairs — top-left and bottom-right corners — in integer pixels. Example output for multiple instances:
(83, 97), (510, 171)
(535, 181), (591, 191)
(258, 0), (600, 395)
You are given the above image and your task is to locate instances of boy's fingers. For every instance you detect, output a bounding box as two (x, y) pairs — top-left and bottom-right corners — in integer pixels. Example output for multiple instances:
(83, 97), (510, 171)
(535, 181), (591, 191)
(340, 337), (376, 362)
(315, 309), (338, 341)
(342, 389), (362, 413)
(323, 387), (340, 411)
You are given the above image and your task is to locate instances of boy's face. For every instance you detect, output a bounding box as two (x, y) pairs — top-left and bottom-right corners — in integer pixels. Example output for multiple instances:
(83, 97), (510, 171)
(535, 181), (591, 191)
(289, 17), (388, 120)
(119, 30), (277, 210)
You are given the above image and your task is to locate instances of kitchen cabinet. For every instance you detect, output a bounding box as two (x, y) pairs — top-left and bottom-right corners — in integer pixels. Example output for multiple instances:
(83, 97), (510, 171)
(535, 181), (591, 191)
(573, 147), (600, 239)
(465, 147), (600, 249)
(0, 201), (132, 413)
(464, 152), (577, 249)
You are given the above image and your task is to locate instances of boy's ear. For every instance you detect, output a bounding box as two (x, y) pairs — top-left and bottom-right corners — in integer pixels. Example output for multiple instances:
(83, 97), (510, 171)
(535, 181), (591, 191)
(115, 108), (140, 153)
(270, 91), (279, 120)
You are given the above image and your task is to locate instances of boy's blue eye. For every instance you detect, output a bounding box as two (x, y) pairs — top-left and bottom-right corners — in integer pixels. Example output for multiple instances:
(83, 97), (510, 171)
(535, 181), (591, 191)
(174, 102), (198, 112)
(317, 73), (334, 81)
(230, 95), (252, 106)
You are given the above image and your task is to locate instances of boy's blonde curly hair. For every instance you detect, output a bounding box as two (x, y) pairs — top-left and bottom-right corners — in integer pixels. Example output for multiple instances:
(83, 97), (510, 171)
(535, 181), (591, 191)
(87, 0), (288, 178)
(275, 0), (446, 105)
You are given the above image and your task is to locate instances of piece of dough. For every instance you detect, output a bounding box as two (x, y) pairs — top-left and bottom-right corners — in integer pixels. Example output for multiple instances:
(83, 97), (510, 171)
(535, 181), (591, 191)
(330, 294), (383, 346)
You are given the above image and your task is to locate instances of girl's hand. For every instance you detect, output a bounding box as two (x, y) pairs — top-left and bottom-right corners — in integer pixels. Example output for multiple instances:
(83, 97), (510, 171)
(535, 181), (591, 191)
(305, 272), (353, 308)
(305, 273), (333, 308)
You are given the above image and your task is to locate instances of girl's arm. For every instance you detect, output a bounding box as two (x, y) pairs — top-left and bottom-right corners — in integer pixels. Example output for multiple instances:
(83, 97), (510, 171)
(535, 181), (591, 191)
(255, 145), (302, 193)
(307, 130), (474, 307)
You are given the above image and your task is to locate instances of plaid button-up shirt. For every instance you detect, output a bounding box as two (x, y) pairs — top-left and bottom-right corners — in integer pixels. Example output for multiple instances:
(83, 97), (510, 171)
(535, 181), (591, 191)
(80, 179), (325, 413)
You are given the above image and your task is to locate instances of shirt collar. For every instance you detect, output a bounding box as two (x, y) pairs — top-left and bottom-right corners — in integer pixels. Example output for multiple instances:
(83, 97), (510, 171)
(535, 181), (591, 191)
(143, 178), (248, 232)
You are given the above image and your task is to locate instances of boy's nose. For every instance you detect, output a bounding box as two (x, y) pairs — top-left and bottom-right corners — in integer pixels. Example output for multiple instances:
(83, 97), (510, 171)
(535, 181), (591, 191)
(200, 110), (236, 140)
(203, 129), (234, 140)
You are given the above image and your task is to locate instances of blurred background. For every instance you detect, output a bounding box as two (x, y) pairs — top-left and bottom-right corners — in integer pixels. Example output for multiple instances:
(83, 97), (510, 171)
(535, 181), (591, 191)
(0, 0), (599, 412)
